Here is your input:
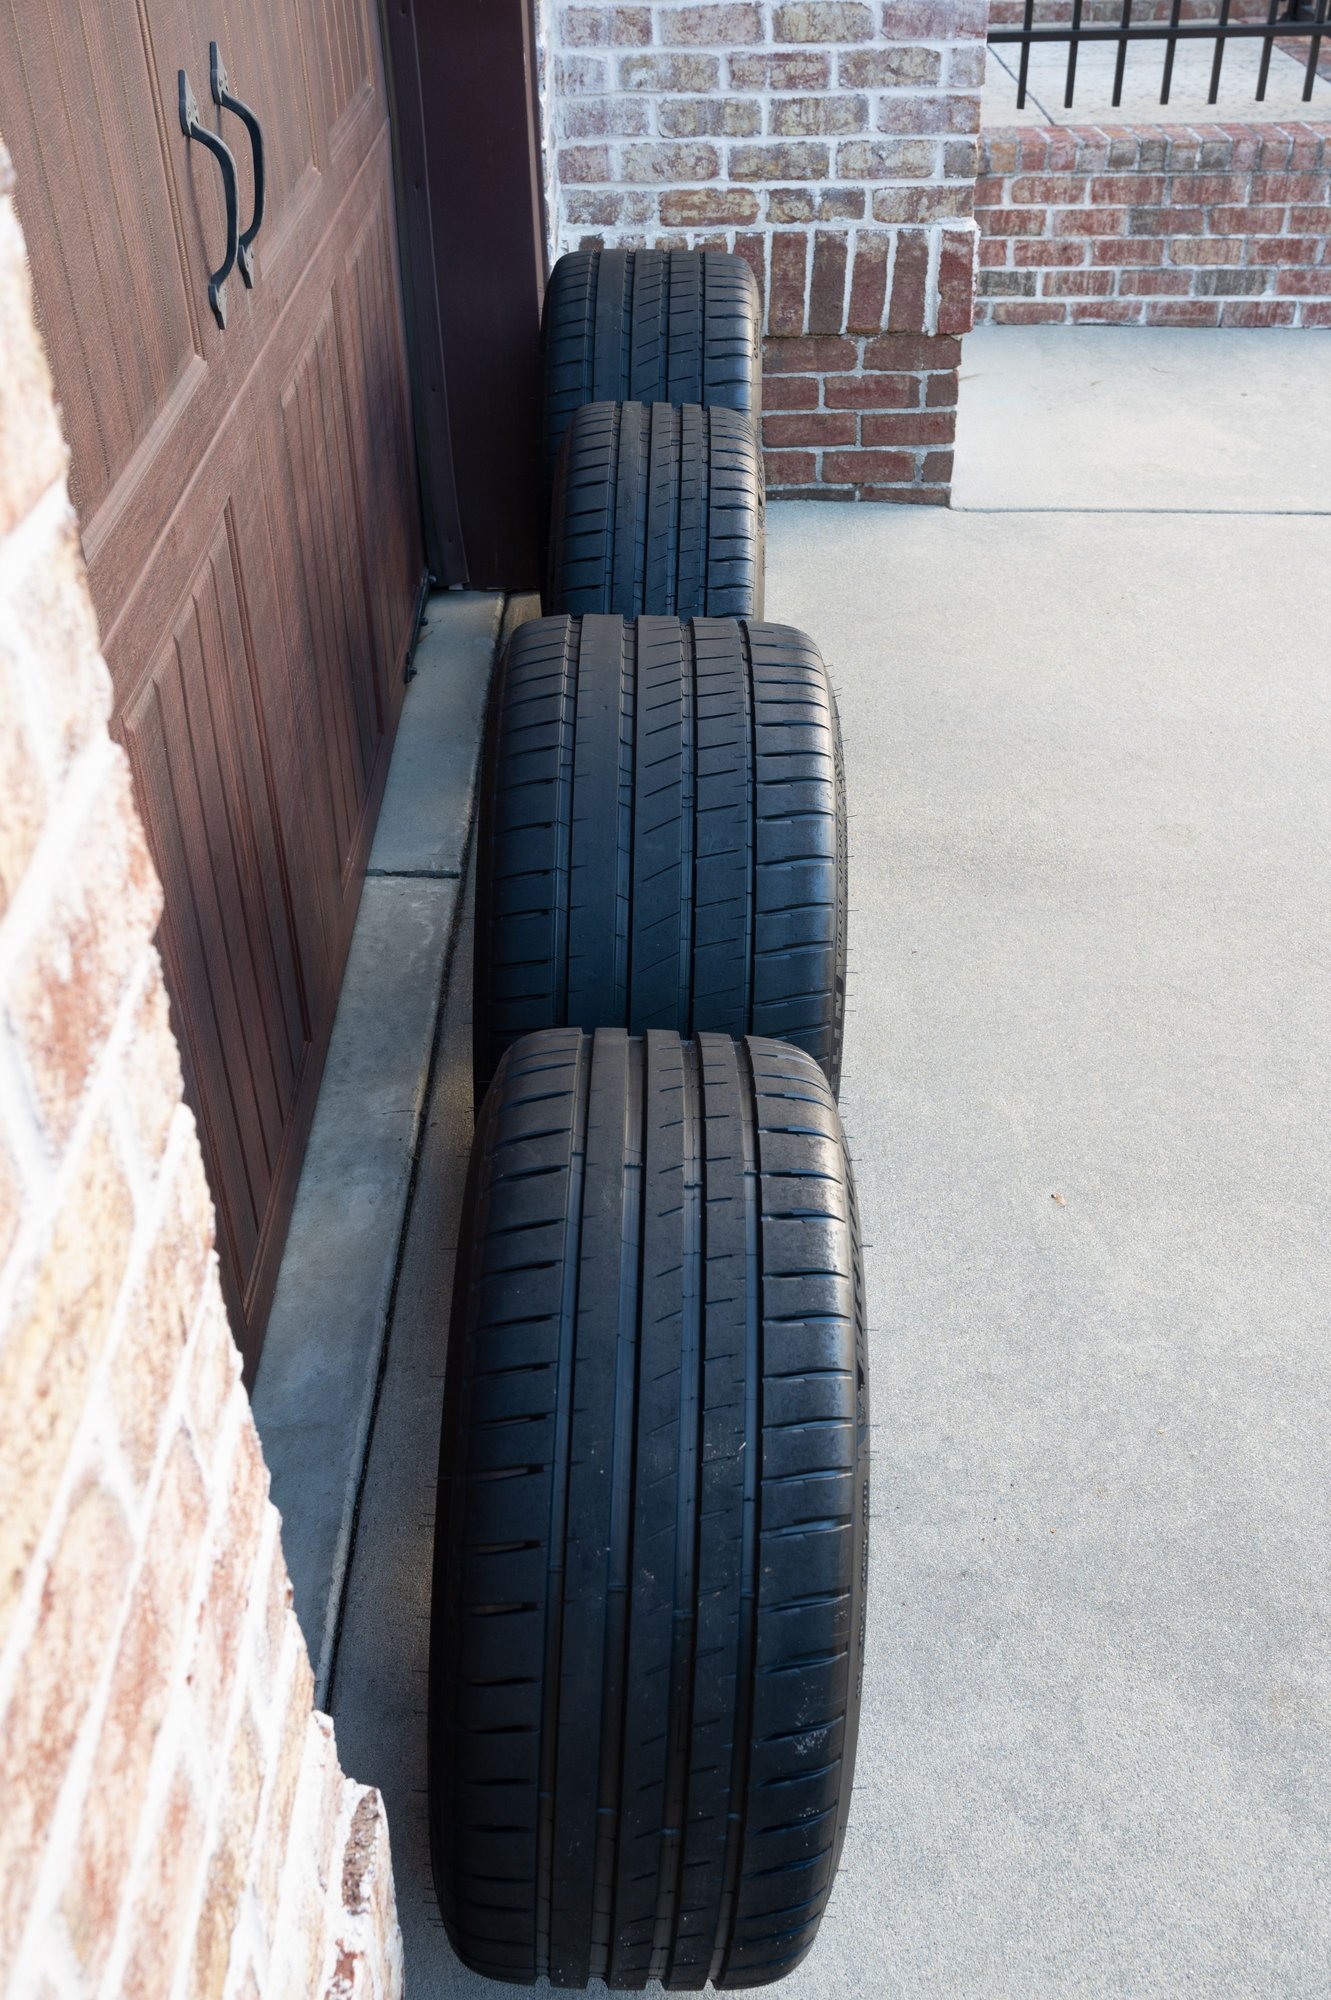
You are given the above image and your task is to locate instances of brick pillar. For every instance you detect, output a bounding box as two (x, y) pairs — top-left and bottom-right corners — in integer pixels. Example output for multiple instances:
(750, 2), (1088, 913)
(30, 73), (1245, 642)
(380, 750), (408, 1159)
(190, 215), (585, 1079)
(0, 136), (403, 2000)
(536, 0), (984, 501)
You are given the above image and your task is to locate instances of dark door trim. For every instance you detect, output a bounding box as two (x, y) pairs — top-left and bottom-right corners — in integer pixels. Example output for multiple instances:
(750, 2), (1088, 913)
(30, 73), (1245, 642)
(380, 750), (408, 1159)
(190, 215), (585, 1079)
(380, 0), (549, 590)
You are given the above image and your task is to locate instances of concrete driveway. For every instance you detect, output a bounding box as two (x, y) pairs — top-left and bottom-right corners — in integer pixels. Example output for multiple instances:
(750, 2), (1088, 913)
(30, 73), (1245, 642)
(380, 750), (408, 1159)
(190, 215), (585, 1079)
(331, 327), (1331, 1997)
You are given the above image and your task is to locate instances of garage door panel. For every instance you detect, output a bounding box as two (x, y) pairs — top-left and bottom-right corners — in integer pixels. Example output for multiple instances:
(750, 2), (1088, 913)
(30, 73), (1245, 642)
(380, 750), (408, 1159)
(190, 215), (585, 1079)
(123, 512), (312, 1311)
(338, 187), (422, 722)
(310, 0), (374, 137)
(0, 2), (203, 527)
(280, 298), (384, 877)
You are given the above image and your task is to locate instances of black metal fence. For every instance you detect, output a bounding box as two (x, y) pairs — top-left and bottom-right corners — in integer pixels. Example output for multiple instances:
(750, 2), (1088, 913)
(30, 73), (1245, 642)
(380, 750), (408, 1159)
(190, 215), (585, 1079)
(987, 0), (1329, 111)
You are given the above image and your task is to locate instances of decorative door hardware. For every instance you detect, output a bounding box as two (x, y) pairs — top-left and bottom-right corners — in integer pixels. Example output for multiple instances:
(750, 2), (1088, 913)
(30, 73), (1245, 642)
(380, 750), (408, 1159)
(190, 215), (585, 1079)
(178, 67), (238, 328)
(210, 42), (265, 287)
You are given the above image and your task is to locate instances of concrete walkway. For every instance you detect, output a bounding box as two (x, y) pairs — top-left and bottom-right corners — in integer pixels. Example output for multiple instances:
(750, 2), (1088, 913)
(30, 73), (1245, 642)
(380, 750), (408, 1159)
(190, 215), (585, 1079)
(331, 329), (1331, 1997)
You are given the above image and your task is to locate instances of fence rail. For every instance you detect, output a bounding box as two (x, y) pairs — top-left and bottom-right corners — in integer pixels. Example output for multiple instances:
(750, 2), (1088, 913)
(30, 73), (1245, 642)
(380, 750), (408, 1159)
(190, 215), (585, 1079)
(987, 0), (1329, 110)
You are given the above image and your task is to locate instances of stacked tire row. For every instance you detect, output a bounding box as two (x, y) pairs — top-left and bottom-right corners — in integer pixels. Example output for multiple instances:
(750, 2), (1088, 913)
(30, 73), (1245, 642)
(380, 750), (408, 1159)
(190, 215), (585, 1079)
(430, 249), (869, 1991)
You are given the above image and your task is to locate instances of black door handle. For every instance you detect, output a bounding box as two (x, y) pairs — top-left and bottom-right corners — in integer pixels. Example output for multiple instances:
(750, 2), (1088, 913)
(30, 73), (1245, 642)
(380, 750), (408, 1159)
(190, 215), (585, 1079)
(210, 42), (265, 287)
(179, 68), (238, 328)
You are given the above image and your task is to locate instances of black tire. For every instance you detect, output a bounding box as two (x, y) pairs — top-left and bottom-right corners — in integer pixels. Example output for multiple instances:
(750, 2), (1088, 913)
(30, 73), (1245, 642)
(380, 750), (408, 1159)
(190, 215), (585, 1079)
(546, 401), (765, 622)
(472, 614), (847, 1097)
(543, 249), (762, 488)
(429, 1027), (869, 1990)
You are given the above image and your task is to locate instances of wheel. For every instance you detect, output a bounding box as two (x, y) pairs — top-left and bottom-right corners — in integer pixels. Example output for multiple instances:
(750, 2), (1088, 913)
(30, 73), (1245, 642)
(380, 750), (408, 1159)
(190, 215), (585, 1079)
(472, 614), (847, 1097)
(546, 401), (765, 622)
(542, 248), (762, 488)
(429, 1027), (869, 1990)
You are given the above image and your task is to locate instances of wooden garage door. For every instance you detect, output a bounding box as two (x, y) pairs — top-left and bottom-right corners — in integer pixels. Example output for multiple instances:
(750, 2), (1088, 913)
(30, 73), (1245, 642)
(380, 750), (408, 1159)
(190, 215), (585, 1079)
(0, 0), (424, 1372)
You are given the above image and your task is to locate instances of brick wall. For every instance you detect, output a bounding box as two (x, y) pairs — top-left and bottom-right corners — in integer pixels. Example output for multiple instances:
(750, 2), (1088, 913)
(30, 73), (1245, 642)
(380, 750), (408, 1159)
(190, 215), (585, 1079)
(0, 139), (403, 2000)
(535, 0), (986, 499)
(976, 122), (1331, 325)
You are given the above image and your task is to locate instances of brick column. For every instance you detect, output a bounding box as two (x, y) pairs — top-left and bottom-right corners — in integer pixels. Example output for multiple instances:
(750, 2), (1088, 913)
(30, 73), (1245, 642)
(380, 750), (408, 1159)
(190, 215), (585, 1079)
(0, 136), (403, 2000)
(535, 0), (985, 501)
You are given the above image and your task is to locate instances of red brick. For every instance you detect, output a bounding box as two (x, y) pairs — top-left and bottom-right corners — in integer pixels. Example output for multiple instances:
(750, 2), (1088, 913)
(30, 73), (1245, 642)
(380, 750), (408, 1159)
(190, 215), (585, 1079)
(1088, 174), (1168, 203)
(764, 411), (858, 447)
(730, 141), (831, 181)
(1091, 239), (1165, 265)
(847, 231), (889, 332)
(839, 46), (940, 87)
(1220, 300), (1298, 326)
(1014, 239), (1088, 267)
(1208, 207), (1288, 235)
(1116, 269), (1192, 296)
(764, 373), (820, 411)
(1166, 236), (1249, 266)
(557, 145), (610, 183)
(1249, 171), (1330, 202)
(1052, 206), (1127, 237)
(734, 232), (766, 302)
(1142, 299), (1222, 324)
(860, 410), (955, 446)
(121, 1764), (206, 2000)
(977, 206), (1046, 237)
(1043, 269), (1116, 297)
(0, 1476), (134, 1965)
(1252, 236), (1320, 264)
(773, 1), (875, 39)
(767, 187), (816, 224)
(809, 230), (849, 335)
(621, 142), (720, 183)
(1064, 301), (1145, 324)
(823, 371), (917, 409)
(564, 97), (651, 137)
(769, 233), (810, 334)
(9, 757), (160, 1150)
(1128, 206), (1206, 235)
(764, 334), (858, 373)
(817, 187), (866, 218)
(974, 175), (1008, 209)
(937, 227), (976, 335)
(187, 1416), (270, 1750)
(771, 94), (869, 137)
(875, 93), (979, 137)
(729, 52), (830, 88)
(1167, 173), (1250, 203)
(925, 369), (959, 408)
(836, 139), (936, 179)
(63, 1429), (209, 1980)
(872, 185), (974, 224)
(110, 1143), (213, 1489)
(1276, 267), (1331, 294)
(659, 3), (763, 41)
(659, 189), (760, 226)
(978, 240), (1008, 268)
(1010, 174), (1087, 205)
(823, 448), (914, 483)
(620, 53), (719, 89)
(764, 449), (819, 486)
(1294, 302), (1331, 325)
(561, 6), (652, 44)
(187, 1706), (266, 2000)
(887, 228), (929, 333)
(922, 449), (954, 484)
(987, 301), (1068, 323)
(0, 1119), (134, 1654)
(864, 332), (961, 369)
(860, 483), (949, 503)
(883, 0), (989, 32)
